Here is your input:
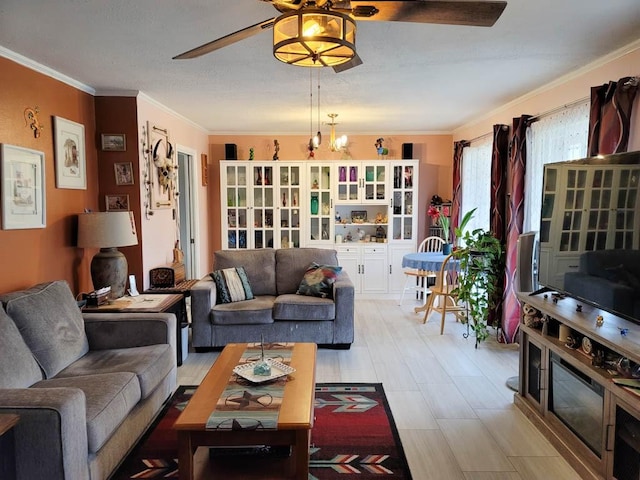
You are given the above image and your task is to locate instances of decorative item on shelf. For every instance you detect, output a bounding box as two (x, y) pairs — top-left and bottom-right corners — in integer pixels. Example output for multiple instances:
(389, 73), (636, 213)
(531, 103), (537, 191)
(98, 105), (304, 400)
(310, 195), (319, 215)
(523, 303), (543, 328)
(375, 225), (386, 242)
(357, 228), (365, 241)
(77, 211), (139, 299)
(249, 147), (254, 160)
(351, 210), (367, 223)
(375, 138), (389, 158)
(349, 166), (357, 182)
(596, 315), (604, 327)
(335, 212), (341, 222)
(339, 166), (346, 182)
(273, 139), (279, 161)
(24, 106), (43, 138)
(375, 212), (384, 224)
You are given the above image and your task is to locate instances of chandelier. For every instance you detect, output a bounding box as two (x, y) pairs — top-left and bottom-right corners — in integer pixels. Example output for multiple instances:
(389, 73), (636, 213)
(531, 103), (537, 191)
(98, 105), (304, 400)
(327, 113), (347, 151)
(273, 7), (356, 68)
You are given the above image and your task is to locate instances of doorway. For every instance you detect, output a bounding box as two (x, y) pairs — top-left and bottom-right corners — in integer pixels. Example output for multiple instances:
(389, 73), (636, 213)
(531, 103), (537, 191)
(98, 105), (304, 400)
(176, 146), (200, 279)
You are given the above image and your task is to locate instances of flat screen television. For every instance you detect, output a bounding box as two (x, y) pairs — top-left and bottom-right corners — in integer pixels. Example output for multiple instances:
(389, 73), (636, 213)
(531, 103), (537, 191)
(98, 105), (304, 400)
(534, 150), (640, 324)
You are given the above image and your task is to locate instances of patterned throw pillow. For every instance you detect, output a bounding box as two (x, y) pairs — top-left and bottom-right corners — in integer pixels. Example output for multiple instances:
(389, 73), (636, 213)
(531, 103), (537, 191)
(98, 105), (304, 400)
(211, 267), (254, 304)
(296, 263), (342, 299)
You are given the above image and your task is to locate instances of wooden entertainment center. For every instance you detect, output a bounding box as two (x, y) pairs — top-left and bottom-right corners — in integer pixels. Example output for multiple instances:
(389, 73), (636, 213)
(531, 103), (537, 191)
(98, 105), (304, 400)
(516, 291), (640, 480)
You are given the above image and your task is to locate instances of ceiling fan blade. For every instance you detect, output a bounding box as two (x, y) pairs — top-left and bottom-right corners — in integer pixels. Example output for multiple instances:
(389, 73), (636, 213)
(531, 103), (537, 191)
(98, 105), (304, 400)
(173, 18), (276, 60)
(350, 1), (507, 27)
(333, 53), (364, 73)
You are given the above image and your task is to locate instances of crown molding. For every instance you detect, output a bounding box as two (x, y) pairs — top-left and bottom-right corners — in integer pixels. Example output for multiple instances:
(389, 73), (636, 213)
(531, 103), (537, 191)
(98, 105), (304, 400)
(0, 45), (95, 95)
(454, 37), (640, 135)
(136, 92), (209, 133)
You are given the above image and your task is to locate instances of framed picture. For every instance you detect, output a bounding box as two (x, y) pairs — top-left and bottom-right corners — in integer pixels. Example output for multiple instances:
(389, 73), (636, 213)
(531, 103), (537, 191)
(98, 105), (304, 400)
(1, 144), (46, 230)
(101, 133), (126, 152)
(54, 116), (86, 189)
(114, 162), (134, 185)
(105, 194), (130, 212)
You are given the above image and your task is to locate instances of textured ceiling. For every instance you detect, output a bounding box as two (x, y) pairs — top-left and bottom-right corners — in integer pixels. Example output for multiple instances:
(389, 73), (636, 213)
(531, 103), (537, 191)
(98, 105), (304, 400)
(1, 0), (640, 134)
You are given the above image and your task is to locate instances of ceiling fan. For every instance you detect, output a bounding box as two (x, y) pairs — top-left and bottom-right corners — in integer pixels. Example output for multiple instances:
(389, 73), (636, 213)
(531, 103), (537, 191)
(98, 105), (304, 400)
(174, 0), (507, 72)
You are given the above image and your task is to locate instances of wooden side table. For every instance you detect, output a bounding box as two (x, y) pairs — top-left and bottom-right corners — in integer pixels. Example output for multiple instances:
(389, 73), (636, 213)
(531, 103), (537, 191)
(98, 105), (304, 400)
(82, 293), (186, 366)
(0, 414), (19, 479)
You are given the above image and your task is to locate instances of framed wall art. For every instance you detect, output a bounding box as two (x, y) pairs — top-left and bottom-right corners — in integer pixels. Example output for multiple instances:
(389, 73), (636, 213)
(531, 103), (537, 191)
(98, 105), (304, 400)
(114, 162), (134, 185)
(101, 133), (126, 152)
(105, 194), (130, 212)
(1, 144), (46, 230)
(54, 116), (86, 189)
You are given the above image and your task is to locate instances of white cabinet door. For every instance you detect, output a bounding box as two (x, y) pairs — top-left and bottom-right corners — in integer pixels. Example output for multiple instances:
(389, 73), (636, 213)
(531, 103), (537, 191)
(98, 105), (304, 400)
(336, 244), (387, 293)
(307, 163), (334, 247)
(335, 161), (388, 204)
(388, 245), (414, 294)
(362, 245), (388, 294)
(336, 246), (361, 291)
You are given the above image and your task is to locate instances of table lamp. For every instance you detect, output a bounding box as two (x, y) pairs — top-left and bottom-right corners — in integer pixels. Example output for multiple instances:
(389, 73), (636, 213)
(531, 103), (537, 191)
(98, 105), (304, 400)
(77, 211), (138, 299)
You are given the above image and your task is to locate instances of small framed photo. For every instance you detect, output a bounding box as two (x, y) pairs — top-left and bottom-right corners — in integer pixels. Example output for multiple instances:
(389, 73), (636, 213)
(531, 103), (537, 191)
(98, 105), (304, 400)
(54, 116), (86, 190)
(105, 194), (130, 212)
(1, 144), (46, 230)
(101, 134), (126, 152)
(114, 162), (134, 185)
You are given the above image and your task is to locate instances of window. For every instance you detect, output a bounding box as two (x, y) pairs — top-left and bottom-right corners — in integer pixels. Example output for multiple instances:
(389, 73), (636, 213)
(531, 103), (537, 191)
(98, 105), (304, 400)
(524, 101), (590, 232)
(461, 136), (492, 235)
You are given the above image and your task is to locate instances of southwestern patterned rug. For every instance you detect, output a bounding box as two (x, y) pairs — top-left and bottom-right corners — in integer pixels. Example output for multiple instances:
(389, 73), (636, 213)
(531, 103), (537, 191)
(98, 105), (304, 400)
(112, 383), (412, 479)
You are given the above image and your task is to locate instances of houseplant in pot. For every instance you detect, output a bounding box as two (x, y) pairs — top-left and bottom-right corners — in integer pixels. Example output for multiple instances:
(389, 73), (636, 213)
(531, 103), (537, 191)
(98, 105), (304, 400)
(453, 227), (503, 346)
(427, 205), (452, 253)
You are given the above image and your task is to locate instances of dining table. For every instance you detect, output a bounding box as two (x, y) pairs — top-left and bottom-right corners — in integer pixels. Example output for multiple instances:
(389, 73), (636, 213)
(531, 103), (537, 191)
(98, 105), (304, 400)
(402, 252), (459, 314)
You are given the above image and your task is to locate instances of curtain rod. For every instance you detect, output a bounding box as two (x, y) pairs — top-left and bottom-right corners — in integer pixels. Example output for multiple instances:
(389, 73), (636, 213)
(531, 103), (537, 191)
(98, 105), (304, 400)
(528, 96), (589, 122)
(465, 96), (590, 144)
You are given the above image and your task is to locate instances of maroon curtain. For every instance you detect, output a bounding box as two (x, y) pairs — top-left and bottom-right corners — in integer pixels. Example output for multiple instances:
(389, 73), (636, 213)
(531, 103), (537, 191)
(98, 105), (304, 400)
(489, 125), (509, 329)
(451, 140), (469, 241)
(588, 76), (639, 156)
(502, 115), (531, 343)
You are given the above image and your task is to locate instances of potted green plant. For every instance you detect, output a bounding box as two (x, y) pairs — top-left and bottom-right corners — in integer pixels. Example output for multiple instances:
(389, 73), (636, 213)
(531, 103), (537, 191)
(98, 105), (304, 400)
(453, 227), (504, 346)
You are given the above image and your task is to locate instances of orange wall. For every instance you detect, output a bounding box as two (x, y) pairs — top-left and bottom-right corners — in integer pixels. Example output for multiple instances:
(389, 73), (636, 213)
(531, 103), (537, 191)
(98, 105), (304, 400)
(0, 57), (98, 295)
(208, 133), (454, 244)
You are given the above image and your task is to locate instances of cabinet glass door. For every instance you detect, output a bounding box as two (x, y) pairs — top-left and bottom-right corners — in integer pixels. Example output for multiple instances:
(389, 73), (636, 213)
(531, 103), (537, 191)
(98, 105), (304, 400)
(225, 164), (248, 249)
(363, 163), (387, 202)
(336, 163), (359, 202)
(278, 164), (301, 248)
(390, 164), (415, 241)
(252, 165), (274, 248)
(308, 164), (332, 244)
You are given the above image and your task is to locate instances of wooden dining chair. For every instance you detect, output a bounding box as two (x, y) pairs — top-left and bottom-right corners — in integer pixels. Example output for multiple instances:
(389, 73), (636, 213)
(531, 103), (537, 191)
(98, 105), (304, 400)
(421, 253), (467, 334)
(398, 236), (445, 306)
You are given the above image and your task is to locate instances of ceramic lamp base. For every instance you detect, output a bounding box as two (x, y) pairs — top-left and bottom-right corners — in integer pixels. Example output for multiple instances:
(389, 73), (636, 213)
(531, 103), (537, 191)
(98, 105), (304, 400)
(90, 247), (128, 299)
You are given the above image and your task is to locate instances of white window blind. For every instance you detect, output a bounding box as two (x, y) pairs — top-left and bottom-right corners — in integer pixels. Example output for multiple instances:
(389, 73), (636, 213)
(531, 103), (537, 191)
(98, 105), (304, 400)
(524, 101), (590, 233)
(461, 136), (492, 236)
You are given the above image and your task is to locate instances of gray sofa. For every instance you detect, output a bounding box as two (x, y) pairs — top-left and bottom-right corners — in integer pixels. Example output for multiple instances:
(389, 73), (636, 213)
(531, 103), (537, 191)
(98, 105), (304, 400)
(0, 280), (177, 480)
(191, 248), (354, 349)
(564, 249), (640, 319)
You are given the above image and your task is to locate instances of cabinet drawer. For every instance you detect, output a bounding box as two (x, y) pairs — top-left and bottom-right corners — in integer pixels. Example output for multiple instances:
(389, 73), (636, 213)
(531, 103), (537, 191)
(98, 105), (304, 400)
(364, 246), (386, 255)
(336, 246), (358, 254)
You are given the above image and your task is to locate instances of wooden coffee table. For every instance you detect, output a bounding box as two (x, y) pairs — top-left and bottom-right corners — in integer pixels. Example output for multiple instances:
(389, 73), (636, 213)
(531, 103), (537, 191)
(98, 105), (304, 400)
(173, 342), (317, 480)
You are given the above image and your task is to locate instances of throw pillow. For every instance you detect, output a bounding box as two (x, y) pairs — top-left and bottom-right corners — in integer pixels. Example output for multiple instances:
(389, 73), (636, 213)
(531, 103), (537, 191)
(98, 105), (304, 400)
(211, 267), (254, 304)
(296, 263), (342, 299)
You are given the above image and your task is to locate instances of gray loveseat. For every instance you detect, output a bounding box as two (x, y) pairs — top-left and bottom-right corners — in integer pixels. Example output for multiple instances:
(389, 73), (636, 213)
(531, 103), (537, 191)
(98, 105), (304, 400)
(0, 280), (177, 480)
(564, 249), (640, 319)
(191, 248), (354, 350)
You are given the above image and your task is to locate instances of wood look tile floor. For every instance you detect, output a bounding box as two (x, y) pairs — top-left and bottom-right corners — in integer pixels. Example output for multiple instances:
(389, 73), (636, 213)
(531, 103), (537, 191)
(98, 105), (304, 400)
(177, 298), (582, 479)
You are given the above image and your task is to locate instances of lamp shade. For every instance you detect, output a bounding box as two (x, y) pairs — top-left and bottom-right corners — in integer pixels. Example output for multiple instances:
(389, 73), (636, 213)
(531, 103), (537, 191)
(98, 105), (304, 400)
(77, 212), (138, 299)
(273, 8), (356, 67)
(77, 211), (138, 248)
